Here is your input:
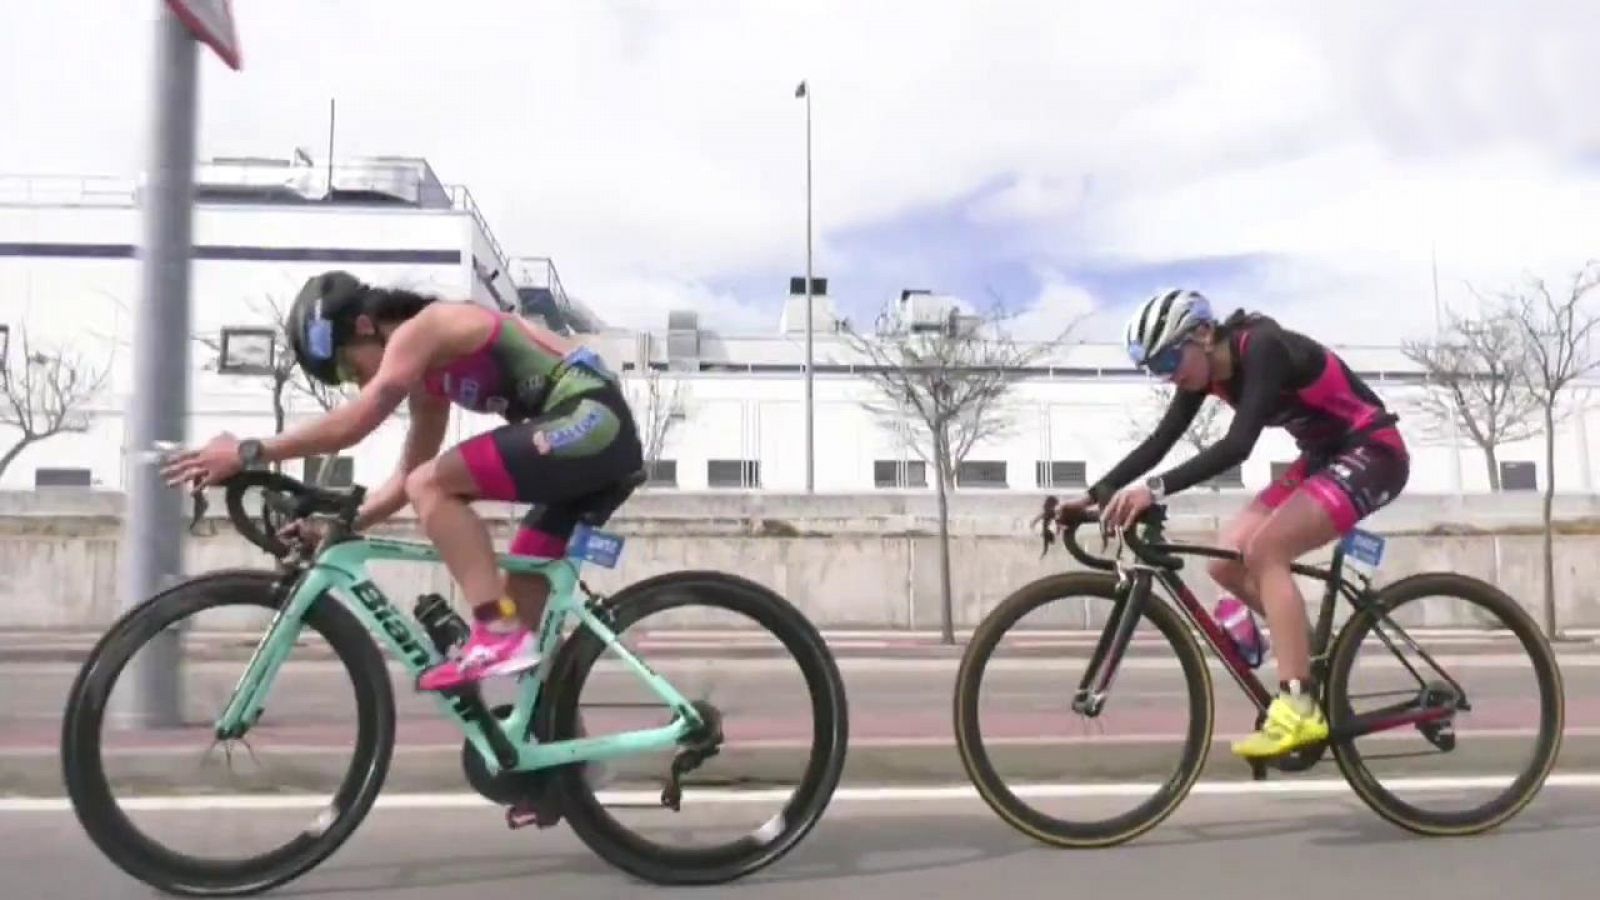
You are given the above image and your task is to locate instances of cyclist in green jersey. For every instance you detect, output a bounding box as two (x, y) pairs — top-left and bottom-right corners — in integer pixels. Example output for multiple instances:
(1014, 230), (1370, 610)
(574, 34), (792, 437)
(163, 271), (644, 692)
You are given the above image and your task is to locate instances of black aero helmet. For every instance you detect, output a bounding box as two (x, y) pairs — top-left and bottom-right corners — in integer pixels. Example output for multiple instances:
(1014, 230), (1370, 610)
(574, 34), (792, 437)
(286, 270), (369, 385)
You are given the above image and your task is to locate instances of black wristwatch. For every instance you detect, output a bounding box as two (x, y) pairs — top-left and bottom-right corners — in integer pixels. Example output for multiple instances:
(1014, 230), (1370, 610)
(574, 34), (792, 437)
(237, 439), (265, 469)
(1144, 475), (1167, 501)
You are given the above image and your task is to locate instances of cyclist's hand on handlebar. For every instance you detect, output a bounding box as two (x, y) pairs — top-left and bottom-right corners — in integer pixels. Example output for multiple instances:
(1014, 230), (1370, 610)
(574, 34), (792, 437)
(1101, 484), (1155, 532)
(276, 517), (327, 549)
(161, 432), (245, 489)
(1034, 493), (1095, 556)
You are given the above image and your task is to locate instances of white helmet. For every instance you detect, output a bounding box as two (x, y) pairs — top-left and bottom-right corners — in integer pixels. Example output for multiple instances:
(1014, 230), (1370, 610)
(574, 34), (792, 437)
(1124, 289), (1214, 366)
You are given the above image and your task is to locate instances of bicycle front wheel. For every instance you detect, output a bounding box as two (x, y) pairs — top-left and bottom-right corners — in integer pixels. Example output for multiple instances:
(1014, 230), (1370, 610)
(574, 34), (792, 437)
(60, 569), (396, 896)
(541, 570), (848, 886)
(954, 571), (1215, 848)
(1327, 572), (1564, 836)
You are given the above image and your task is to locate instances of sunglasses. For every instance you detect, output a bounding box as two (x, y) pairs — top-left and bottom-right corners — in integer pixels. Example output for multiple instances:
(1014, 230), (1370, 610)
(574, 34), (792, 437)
(1127, 338), (1186, 378)
(1142, 344), (1185, 377)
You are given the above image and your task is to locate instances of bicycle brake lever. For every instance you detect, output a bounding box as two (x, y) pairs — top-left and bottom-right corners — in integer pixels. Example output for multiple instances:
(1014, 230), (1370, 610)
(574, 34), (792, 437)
(188, 487), (209, 535)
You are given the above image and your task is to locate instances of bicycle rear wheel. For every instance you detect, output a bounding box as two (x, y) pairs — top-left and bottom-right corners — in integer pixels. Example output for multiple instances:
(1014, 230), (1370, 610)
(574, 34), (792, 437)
(60, 569), (395, 896)
(540, 570), (848, 885)
(954, 571), (1214, 847)
(1326, 572), (1564, 835)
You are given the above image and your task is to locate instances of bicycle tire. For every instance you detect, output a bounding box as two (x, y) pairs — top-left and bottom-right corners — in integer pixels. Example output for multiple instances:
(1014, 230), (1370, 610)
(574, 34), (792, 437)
(954, 571), (1214, 848)
(1326, 571), (1564, 836)
(61, 568), (396, 896)
(540, 570), (848, 885)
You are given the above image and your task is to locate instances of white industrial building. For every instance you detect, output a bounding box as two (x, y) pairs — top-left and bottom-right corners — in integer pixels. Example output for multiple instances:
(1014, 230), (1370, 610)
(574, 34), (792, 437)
(2, 155), (1595, 497)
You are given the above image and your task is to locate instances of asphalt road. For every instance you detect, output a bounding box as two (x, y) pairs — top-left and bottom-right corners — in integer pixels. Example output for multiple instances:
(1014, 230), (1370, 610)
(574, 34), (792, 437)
(5, 783), (1599, 899)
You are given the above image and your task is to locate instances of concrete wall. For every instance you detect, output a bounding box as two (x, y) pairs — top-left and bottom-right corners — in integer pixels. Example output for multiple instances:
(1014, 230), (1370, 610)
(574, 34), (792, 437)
(5, 489), (1600, 631)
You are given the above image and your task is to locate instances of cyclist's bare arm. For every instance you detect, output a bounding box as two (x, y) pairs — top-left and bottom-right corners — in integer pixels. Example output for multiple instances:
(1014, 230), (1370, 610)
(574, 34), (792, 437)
(353, 390), (450, 531)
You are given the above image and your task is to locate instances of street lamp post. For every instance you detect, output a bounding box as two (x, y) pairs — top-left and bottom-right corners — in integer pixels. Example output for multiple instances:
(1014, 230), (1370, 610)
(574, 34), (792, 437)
(796, 79), (814, 494)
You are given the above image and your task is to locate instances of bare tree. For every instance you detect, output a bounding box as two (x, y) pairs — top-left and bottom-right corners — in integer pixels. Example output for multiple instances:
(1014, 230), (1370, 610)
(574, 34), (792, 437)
(1501, 262), (1600, 638)
(844, 300), (1074, 643)
(0, 328), (109, 480)
(193, 293), (349, 480)
(1120, 383), (1235, 490)
(1124, 382), (1233, 475)
(627, 368), (686, 487)
(1401, 309), (1541, 490)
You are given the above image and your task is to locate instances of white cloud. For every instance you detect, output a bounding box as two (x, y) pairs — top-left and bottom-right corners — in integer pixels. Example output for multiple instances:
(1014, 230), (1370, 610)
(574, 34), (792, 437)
(1011, 267), (1098, 341)
(4, 1), (1598, 343)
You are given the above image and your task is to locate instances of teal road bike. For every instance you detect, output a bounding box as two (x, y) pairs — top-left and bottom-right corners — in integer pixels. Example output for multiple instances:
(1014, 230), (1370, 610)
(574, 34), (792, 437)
(61, 469), (849, 895)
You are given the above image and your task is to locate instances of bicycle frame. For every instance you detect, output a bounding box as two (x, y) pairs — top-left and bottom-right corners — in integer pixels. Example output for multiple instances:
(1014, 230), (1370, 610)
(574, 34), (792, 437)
(213, 533), (702, 778)
(1074, 525), (1459, 741)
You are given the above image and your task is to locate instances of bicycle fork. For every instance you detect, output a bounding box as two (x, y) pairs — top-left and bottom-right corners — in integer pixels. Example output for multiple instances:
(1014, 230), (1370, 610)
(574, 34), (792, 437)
(1072, 567), (1154, 718)
(213, 572), (323, 739)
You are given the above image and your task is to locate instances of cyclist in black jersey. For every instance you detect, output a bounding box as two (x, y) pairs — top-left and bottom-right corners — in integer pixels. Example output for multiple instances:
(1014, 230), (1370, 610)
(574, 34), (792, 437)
(1051, 289), (1410, 759)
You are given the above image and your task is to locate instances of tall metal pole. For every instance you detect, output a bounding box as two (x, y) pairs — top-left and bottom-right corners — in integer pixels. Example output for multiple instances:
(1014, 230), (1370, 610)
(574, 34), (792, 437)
(804, 84), (815, 494)
(118, 1), (199, 727)
(327, 98), (337, 198)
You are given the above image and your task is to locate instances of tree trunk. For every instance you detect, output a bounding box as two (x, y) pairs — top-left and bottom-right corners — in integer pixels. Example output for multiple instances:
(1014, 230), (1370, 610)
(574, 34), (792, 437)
(934, 429), (955, 645)
(1484, 444), (1500, 492)
(0, 437), (36, 482)
(271, 379), (287, 474)
(1542, 404), (1557, 638)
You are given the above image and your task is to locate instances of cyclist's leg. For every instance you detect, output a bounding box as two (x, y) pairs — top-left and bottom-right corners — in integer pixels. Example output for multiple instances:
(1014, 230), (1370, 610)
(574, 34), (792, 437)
(1206, 502), (1274, 616)
(499, 503), (582, 629)
(403, 439), (540, 690)
(405, 451), (503, 620)
(418, 388), (643, 691)
(1233, 436), (1411, 757)
(1208, 456), (1308, 615)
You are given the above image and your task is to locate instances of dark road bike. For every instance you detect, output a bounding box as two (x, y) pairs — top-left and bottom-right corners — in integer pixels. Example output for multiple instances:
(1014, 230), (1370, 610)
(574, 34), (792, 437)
(955, 501), (1564, 847)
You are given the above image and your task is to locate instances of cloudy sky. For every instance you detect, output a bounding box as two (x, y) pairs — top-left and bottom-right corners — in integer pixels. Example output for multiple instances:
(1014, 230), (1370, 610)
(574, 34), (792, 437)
(5, 0), (1599, 343)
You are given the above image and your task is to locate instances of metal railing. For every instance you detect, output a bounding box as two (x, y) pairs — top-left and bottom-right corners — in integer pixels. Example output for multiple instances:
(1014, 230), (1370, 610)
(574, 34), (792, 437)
(444, 184), (512, 278)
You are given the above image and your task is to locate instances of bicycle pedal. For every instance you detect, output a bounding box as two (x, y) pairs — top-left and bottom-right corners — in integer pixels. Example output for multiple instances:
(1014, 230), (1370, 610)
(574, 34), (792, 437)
(505, 800), (561, 831)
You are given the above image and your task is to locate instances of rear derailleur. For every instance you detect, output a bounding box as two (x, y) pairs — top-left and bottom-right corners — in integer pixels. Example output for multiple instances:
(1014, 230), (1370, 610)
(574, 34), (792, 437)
(1417, 681), (1463, 752)
(661, 700), (725, 812)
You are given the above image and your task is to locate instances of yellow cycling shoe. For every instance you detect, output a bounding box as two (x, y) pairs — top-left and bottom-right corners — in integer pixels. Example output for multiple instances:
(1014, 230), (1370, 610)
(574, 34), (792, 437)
(1232, 692), (1329, 759)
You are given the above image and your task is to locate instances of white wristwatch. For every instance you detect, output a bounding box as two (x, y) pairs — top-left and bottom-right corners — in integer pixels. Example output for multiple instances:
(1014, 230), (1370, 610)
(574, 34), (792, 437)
(1144, 475), (1167, 501)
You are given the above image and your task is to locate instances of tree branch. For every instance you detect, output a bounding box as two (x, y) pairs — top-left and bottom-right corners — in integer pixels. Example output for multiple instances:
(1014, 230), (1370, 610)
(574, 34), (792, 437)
(0, 327), (109, 479)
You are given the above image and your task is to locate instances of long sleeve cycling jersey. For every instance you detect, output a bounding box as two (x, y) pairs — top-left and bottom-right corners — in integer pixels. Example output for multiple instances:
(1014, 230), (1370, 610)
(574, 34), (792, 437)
(1088, 314), (1397, 505)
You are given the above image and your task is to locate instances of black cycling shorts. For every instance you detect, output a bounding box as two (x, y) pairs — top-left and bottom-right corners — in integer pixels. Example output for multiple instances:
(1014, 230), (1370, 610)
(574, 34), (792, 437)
(456, 383), (644, 554)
